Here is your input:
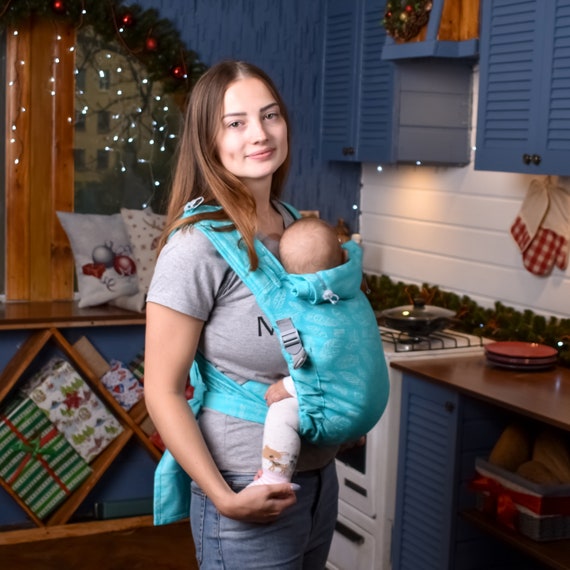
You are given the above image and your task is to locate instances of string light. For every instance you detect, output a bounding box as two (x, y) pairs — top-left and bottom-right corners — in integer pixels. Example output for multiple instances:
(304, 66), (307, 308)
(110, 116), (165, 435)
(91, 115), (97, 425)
(4, 8), (196, 213)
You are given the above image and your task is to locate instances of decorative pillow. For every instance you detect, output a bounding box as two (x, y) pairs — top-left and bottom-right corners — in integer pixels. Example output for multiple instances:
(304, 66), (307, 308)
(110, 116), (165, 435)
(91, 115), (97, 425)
(110, 207), (166, 312)
(57, 212), (139, 308)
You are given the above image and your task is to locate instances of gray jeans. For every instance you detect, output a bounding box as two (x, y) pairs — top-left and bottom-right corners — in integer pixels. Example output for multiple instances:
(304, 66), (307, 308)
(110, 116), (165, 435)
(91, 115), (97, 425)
(190, 461), (339, 569)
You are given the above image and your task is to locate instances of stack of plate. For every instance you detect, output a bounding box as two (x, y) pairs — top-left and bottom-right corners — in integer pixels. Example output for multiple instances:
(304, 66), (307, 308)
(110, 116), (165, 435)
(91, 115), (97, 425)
(485, 341), (558, 371)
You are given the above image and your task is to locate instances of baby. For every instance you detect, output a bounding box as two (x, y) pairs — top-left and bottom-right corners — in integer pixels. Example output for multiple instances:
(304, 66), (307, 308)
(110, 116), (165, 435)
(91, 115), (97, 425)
(249, 216), (347, 488)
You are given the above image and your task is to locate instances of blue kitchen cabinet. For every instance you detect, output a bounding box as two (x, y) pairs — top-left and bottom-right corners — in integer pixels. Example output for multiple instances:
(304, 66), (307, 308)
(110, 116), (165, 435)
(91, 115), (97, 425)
(391, 375), (460, 569)
(475, 0), (570, 175)
(392, 373), (551, 570)
(320, 0), (474, 165)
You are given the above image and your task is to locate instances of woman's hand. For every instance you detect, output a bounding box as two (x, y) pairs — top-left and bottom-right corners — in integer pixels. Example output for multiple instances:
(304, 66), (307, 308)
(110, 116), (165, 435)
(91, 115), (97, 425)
(217, 483), (297, 523)
(264, 380), (292, 406)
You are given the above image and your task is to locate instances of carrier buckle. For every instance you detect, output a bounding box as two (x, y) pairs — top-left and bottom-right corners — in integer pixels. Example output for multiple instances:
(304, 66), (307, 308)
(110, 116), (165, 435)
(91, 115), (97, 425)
(276, 318), (307, 369)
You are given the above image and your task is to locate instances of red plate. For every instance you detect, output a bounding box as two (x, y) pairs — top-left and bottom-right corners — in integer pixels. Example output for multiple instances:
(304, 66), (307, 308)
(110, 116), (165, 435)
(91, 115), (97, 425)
(485, 352), (558, 367)
(484, 341), (558, 360)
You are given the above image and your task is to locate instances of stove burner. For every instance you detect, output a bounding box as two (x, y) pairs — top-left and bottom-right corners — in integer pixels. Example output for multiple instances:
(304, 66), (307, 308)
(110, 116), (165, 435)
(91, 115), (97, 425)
(380, 327), (484, 353)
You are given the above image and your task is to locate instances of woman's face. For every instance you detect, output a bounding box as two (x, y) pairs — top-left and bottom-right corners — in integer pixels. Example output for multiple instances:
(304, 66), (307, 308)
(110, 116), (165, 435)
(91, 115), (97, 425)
(216, 77), (288, 191)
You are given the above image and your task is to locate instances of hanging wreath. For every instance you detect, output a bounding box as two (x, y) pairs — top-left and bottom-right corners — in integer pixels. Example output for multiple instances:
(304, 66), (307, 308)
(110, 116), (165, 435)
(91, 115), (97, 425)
(382, 1), (433, 42)
(0, 0), (206, 92)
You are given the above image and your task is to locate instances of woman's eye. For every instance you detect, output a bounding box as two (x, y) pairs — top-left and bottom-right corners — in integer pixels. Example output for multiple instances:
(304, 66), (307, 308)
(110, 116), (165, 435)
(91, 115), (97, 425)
(265, 111), (279, 120)
(228, 121), (242, 128)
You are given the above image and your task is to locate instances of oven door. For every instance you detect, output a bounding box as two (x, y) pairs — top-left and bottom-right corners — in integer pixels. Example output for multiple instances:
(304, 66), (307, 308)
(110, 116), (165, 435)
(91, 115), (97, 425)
(335, 421), (380, 518)
(327, 512), (376, 570)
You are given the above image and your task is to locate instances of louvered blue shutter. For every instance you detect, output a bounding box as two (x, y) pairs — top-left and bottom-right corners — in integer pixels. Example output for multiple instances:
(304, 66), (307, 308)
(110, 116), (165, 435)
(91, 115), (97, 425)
(320, 0), (361, 161)
(475, 0), (570, 174)
(392, 374), (459, 570)
(356, 0), (396, 163)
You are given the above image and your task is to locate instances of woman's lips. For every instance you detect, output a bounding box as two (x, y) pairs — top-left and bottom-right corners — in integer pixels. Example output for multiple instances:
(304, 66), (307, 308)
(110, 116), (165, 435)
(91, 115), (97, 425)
(247, 148), (274, 159)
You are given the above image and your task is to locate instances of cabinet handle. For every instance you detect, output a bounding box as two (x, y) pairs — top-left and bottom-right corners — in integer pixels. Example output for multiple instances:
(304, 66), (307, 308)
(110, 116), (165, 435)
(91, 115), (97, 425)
(444, 401), (455, 413)
(342, 147), (355, 156)
(522, 153), (542, 166)
(335, 520), (365, 545)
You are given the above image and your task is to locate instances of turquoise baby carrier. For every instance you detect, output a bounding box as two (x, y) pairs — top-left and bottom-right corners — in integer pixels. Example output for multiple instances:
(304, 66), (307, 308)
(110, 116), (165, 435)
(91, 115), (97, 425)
(153, 200), (389, 525)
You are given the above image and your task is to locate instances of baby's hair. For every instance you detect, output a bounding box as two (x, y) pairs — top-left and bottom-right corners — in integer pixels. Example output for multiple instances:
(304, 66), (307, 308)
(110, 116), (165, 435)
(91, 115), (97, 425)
(280, 217), (344, 274)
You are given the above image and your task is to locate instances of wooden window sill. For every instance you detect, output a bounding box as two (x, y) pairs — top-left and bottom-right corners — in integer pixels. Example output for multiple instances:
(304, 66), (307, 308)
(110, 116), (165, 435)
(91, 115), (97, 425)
(0, 301), (145, 330)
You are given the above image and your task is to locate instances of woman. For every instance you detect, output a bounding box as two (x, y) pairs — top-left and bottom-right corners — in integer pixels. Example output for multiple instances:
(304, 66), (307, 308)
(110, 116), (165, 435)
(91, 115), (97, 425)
(144, 60), (339, 569)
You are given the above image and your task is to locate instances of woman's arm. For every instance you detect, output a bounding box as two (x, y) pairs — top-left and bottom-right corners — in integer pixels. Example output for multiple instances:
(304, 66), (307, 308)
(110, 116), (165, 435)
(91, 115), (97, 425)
(144, 301), (297, 522)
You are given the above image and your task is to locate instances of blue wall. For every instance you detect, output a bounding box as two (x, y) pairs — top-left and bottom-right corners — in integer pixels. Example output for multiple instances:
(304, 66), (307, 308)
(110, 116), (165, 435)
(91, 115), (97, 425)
(136, 0), (362, 232)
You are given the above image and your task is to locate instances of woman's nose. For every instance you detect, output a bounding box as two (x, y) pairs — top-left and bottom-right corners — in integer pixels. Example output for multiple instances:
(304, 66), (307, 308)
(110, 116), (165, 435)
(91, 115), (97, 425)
(249, 120), (268, 142)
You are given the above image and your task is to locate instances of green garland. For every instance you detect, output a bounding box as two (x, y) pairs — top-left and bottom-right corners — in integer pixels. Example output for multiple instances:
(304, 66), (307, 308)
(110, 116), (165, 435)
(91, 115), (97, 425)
(0, 0), (206, 92)
(366, 274), (570, 367)
(382, 0), (432, 41)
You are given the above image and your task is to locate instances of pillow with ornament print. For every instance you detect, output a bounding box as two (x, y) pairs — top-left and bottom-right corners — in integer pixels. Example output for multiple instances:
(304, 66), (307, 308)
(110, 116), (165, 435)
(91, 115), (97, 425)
(57, 212), (139, 308)
(109, 207), (166, 312)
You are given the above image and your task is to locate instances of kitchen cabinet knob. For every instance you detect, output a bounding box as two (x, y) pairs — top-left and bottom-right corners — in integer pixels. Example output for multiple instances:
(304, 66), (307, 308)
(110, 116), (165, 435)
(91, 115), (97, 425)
(342, 146), (355, 156)
(444, 401), (455, 413)
(522, 153), (542, 166)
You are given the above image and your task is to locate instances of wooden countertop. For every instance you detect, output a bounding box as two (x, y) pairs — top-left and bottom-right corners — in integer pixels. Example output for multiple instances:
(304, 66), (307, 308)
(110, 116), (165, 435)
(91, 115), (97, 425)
(391, 355), (570, 432)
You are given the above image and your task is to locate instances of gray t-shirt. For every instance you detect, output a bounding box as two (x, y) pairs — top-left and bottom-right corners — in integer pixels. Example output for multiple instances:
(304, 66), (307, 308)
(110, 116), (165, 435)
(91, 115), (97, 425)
(147, 204), (337, 472)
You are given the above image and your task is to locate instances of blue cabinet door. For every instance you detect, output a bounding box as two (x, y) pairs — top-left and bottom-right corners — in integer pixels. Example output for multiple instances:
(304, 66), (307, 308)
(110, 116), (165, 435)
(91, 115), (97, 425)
(320, 0), (361, 161)
(320, 0), (395, 163)
(475, 0), (570, 174)
(392, 374), (459, 570)
(320, 0), (472, 165)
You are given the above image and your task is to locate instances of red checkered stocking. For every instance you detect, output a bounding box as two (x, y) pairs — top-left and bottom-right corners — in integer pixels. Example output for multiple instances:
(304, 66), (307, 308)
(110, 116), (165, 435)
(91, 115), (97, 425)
(520, 178), (570, 276)
(510, 178), (549, 254)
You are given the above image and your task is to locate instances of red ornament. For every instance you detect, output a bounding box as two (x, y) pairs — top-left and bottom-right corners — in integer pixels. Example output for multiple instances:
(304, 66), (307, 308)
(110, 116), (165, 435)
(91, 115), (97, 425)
(121, 12), (135, 27)
(145, 37), (158, 52)
(51, 0), (65, 13)
(113, 255), (137, 276)
(405, 4), (413, 12)
(171, 65), (186, 79)
(82, 263), (106, 279)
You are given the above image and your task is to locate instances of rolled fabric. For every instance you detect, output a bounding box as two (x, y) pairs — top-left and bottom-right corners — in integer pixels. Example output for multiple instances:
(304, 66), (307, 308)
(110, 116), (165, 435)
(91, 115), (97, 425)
(510, 178), (549, 253)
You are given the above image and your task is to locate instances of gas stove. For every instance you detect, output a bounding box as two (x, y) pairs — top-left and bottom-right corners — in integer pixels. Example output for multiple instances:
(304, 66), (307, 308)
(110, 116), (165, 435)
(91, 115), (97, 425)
(380, 325), (487, 355)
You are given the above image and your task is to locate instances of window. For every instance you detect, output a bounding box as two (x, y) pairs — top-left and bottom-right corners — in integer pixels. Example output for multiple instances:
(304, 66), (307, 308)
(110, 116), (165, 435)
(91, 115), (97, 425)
(75, 67), (86, 94)
(98, 69), (110, 91)
(74, 27), (182, 215)
(3, 16), (193, 301)
(96, 149), (109, 170)
(75, 111), (86, 131)
(97, 110), (110, 134)
(74, 148), (86, 171)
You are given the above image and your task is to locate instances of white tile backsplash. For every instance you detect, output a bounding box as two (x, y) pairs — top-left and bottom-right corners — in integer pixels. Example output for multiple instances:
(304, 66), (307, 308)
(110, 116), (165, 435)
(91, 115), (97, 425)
(359, 75), (570, 319)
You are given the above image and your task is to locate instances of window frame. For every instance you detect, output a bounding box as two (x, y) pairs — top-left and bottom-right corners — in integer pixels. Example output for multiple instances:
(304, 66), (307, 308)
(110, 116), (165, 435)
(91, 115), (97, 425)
(5, 18), (75, 301)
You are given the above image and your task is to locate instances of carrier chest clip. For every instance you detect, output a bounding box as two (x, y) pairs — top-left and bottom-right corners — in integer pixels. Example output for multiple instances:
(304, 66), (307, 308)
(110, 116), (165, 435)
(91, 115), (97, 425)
(276, 318), (308, 369)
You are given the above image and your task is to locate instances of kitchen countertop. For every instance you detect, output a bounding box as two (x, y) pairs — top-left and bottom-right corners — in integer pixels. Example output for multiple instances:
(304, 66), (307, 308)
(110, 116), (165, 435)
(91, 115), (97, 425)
(391, 354), (570, 432)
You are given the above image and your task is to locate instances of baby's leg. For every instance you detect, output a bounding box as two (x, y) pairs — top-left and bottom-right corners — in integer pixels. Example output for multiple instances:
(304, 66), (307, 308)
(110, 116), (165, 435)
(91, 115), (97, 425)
(248, 397), (300, 488)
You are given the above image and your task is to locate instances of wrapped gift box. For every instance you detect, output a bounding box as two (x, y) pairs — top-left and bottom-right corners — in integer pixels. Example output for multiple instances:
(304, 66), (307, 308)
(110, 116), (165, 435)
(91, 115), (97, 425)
(21, 357), (124, 463)
(101, 360), (144, 411)
(0, 398), (92, 520)
(128, 351), (145, 382)
(472, 457), (570, 541)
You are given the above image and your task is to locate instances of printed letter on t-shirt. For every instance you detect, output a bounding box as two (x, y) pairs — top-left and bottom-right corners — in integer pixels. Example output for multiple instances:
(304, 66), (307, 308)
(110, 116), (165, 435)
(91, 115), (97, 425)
(257, 316), (274, 337)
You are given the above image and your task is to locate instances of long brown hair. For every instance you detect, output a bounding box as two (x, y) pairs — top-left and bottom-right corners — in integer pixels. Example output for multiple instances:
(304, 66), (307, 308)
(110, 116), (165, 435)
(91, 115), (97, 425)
(160, 60), (291, 269)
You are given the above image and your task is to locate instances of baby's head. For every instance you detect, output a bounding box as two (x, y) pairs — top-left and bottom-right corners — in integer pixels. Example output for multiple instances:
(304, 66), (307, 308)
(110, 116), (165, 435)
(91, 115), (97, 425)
(279, 217), (345, 274)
